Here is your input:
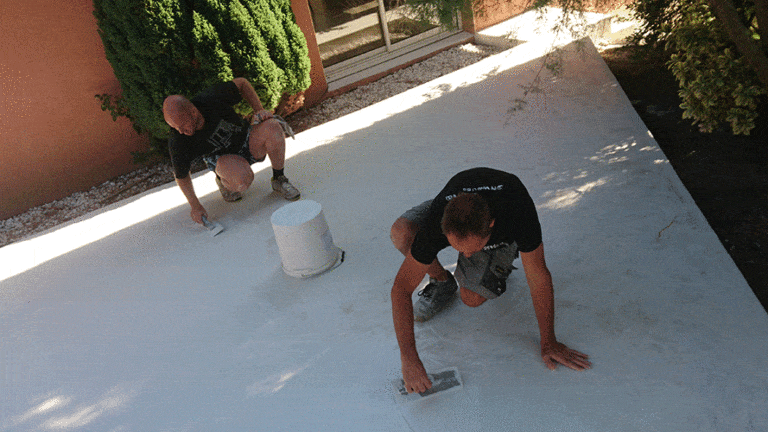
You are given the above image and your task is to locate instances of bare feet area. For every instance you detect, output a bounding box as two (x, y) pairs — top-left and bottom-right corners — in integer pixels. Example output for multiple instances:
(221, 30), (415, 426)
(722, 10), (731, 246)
(2, 42), (766, 313)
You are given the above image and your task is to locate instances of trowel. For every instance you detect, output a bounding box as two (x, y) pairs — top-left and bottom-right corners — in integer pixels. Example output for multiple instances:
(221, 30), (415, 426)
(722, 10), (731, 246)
(201, 216), (224, 236)
(394, 367), (462, 400)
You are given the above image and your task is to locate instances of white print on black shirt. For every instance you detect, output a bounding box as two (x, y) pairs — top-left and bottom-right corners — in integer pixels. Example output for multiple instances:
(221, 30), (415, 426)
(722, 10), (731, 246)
(483, 242), (510, 251)
(444, 184), (504, 201)
(207, 120), (241, 150)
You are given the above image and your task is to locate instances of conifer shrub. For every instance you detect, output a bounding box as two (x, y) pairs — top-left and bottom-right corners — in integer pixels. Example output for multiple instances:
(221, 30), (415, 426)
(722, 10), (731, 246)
(93, 0), (311, 157)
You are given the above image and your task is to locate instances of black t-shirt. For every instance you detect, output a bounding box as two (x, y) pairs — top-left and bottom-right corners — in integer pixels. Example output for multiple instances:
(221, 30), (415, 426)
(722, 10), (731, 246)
(410, 168), (543, 265)
(168, 81), (248, 179)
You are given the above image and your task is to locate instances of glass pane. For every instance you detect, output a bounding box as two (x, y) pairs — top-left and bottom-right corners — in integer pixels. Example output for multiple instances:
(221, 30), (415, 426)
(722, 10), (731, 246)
(383, 0), (439, 46)
(310, 0), (386, 68)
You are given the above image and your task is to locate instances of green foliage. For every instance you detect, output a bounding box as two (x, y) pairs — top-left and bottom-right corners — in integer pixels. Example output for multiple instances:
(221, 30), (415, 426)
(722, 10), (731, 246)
(403, 0), (598, 32)
(93, 0), (311, 151)
(403, 0), (470, 28)
(631, 0), (766, 135)
(627, 0), (681, 47)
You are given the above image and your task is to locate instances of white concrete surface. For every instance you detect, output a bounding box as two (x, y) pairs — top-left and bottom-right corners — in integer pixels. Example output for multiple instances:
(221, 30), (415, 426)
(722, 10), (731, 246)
(2, 38), (768, 432)
(476, 6), (640, 49)
(476, 7), (612, 48)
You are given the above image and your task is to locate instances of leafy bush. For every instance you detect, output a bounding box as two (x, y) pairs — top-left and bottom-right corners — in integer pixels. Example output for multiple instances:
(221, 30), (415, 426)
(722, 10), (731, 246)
(93, 0), (311, 156)
(631, 0), (766, 135)
(402, 0), (470, 28)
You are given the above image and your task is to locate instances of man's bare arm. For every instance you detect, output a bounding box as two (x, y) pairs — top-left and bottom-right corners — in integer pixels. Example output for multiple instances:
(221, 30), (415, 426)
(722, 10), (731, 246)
(521, 243), (591, 371)
(175, 174), (207, 224)
(391, 254), (432, 393)
(232, 77), (267, 115)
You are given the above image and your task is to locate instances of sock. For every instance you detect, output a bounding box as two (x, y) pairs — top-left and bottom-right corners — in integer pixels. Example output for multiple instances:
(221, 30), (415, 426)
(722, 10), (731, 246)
(272, 168), (284, 179)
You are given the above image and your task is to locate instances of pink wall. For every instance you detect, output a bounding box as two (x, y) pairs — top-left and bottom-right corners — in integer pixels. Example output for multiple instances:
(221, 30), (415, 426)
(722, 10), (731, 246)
(0, 0), (148, 219)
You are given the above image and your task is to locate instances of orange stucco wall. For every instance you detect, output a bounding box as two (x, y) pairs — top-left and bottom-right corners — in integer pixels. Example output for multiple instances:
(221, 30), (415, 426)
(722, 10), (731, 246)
(290, 0), (328, 107)
(463, 0), (528, 33)
(0, 0), (148, 219)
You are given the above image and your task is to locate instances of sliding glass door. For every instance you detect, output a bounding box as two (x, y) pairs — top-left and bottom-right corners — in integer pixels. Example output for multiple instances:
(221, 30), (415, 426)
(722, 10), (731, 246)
(310, 0), (441, 68)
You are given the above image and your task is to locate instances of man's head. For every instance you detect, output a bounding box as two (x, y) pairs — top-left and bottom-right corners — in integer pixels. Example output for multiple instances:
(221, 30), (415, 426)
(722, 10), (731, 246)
(441, 193), (494, 257)
(163, 95), (204, 136)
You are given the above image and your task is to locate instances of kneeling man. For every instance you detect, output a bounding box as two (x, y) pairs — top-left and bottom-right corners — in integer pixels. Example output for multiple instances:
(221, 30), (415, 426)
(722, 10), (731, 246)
(390, 167), (590, 394)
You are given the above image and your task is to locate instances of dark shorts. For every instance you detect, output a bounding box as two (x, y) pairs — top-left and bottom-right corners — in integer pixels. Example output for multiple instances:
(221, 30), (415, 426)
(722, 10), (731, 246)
(203, 127), (266, 172)
(401, 201), (518, 300)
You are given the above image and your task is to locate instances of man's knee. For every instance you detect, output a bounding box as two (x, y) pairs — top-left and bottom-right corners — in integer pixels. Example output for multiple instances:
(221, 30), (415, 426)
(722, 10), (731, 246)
(216, 158), (254, 192)
(249, 120), (284, 157)
(228, 175), (253, 192)
(260, 120), (286, 146)
(390, 217), (417, 254)
(221, 172), (253, 192)
(460, 287), (487, 307)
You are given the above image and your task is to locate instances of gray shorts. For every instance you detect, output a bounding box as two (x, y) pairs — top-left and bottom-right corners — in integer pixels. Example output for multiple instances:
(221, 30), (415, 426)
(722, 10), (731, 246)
(401, 201), (518, 300)
(454, 243), (518, 299)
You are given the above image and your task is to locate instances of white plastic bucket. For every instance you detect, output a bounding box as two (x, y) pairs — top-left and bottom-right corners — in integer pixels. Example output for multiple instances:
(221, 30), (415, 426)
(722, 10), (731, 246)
(271, 200), (342, 278)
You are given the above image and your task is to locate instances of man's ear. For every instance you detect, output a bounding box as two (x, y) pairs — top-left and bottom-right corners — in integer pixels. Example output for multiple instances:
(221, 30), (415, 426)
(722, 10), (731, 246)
(489, 219), (495, 228)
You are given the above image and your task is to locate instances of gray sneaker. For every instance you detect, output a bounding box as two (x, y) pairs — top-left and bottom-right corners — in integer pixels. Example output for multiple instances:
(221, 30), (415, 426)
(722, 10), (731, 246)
(414, 272), (458, 322)
(216, 175), (243, 202)
(271, 175), (301, 201)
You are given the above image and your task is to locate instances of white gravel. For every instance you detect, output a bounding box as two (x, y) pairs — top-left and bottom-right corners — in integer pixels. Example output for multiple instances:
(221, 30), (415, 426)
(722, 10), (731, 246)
(0, 43), (505, 248)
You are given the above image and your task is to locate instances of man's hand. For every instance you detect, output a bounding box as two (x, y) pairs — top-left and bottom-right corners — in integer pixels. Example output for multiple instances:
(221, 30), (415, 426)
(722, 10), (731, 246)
(541, 340), (591, 371)
(251, 109), (274, 125)
(190, 204), (207, 225)
(401, 357), (432, 394)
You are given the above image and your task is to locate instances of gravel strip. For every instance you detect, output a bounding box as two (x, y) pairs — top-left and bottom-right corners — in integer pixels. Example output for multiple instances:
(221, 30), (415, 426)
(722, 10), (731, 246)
(0, 43), (505, 248)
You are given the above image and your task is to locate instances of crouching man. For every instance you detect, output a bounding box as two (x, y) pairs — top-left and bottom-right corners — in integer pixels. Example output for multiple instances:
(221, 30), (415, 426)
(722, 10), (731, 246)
(163, 77), (300, 224)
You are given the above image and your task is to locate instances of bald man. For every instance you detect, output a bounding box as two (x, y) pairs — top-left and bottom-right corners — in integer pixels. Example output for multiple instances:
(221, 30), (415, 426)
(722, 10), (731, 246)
(163, 78), (300, 224)
(389, 168), (591, 394)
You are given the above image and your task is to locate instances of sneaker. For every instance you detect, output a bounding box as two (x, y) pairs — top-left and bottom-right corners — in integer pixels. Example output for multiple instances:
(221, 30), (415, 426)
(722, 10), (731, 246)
(414, 272), (458, 322)
(271, 175), (300, 201)
(216, 175), (242, 202)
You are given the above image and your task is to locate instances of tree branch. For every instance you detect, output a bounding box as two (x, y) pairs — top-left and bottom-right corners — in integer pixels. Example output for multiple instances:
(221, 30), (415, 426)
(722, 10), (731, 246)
(755, 0), (768, 52)
(706, 0), (768, 88)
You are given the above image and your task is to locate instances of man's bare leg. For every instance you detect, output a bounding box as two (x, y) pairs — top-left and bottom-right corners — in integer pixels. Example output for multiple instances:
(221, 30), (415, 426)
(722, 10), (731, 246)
(248, 119), (285, 171)
(215, 154), (254, 192)
(248, 119), (299, 200)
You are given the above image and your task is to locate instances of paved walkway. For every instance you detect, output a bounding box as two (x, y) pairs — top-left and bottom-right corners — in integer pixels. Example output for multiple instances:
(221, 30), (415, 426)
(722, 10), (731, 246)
(2, 36), (767, 431)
